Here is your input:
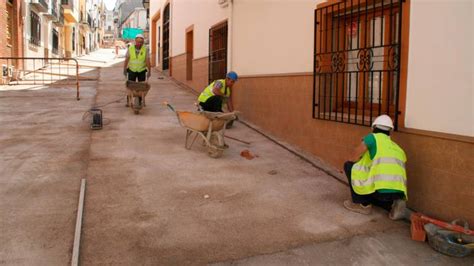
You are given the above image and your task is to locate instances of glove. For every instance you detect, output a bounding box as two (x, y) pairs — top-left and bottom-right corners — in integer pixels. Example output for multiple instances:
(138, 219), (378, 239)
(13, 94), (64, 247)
(123, 69), (127, 76)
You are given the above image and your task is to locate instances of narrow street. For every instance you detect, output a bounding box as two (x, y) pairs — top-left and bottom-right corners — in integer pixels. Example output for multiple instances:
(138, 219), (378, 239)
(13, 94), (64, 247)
(1, 50), (472, 265)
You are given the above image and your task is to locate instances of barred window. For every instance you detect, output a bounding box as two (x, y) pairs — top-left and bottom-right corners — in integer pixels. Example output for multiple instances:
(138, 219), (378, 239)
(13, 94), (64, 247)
(72, 27), (76, 51)
(313, 0), (403, 129)
(209, 22), (228, 83)
(30, 11), (41, 46)
(52, 29), (59, 54)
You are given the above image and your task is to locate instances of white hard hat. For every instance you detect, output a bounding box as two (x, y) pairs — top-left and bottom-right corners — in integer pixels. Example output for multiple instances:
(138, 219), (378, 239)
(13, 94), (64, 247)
(135, 34), (144, 39)
(372, 114), (394, 131)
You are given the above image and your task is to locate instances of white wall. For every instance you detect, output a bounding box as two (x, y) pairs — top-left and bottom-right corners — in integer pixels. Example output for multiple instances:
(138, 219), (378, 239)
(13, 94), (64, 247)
(170, 0), (229, 58)
(232, 0), (322, 76)
(405, 0), (473, 137)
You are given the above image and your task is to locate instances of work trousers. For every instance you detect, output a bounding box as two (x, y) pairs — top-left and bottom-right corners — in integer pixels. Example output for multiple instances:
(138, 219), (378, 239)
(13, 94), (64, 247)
(127, 69), (147, 82)
(199, 96), (223, 112)
(343, 161), (404, 211)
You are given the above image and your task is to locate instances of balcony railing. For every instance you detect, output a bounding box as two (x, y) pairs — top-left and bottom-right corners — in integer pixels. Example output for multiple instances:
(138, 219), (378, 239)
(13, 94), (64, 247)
(44, 0), (58, 20)
(53, 5), (64, 25)
(51, 0), (58, 17)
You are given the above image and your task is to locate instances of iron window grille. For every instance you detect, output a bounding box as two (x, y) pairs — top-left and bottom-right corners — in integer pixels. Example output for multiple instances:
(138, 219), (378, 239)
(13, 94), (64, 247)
(208, 22), (228, 83)
(313, 0), (403, 129)
(30, 11), (41, 46)
(6, 4), (12, 46)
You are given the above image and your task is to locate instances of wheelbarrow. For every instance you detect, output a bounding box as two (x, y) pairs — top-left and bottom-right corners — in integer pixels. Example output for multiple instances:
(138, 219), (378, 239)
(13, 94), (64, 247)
(126, 80), (151, 114)
(165, 103), (238, 158)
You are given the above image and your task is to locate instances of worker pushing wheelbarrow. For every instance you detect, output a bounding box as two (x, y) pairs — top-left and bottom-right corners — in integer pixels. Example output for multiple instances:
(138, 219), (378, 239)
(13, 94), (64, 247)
(165, 102), (238, 158)
(123, 33), (152, 114)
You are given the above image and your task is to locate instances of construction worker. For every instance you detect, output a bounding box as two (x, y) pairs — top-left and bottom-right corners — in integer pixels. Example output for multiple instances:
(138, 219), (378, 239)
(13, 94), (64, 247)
(343, 115), (408, 220)
(198, 71), (238, 113)
(123, 34), (151, 82)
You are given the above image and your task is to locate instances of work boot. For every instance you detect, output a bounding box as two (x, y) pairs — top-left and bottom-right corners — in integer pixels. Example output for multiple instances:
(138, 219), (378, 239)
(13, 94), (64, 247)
(389, 199), (407, 220)
(343, 200), (372, 215)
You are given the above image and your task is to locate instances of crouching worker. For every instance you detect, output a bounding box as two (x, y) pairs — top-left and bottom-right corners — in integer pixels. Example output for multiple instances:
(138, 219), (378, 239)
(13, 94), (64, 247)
(198, 71), (238, 113)
(343, 115), (408, 220)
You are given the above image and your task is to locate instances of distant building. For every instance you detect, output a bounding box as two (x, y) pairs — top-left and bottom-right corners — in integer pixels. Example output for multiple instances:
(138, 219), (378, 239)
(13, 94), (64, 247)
(121, 7), (148, 41)
(104, 9), (115, 34)
(1, 0), (106, 79)
(113, 0), (143, 38)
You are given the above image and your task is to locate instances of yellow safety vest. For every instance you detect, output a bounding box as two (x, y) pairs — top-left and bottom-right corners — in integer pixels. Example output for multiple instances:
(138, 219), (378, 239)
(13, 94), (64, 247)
(128, 45), (147, 72)
(351, 133), (408, 199)
(198, 79), (230, 103)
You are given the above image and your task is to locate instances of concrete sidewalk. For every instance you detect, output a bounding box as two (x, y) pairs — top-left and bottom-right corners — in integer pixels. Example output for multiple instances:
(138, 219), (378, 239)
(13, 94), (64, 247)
(1, 50), (473, 265)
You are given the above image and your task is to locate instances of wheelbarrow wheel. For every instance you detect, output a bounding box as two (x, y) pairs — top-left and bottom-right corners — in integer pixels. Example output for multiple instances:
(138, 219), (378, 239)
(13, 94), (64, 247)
(210, 132), (225, 147)
(134, 110), (140, 115)
(208, 146), (223, 158)
(134, 97), (141, 108)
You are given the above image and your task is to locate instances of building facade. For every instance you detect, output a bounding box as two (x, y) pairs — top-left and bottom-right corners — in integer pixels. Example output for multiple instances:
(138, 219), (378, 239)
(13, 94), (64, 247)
(62, 0), (80, 58)
(113, 0), (143, 39)
(0, 0), (24, 84)
(1, 0), (106, 80)
(100, 8), (114, 47)
(150, 0), (474, 225)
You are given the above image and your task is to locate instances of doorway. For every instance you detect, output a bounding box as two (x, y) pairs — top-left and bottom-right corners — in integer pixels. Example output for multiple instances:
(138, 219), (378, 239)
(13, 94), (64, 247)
(186, 29), (193, 80)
